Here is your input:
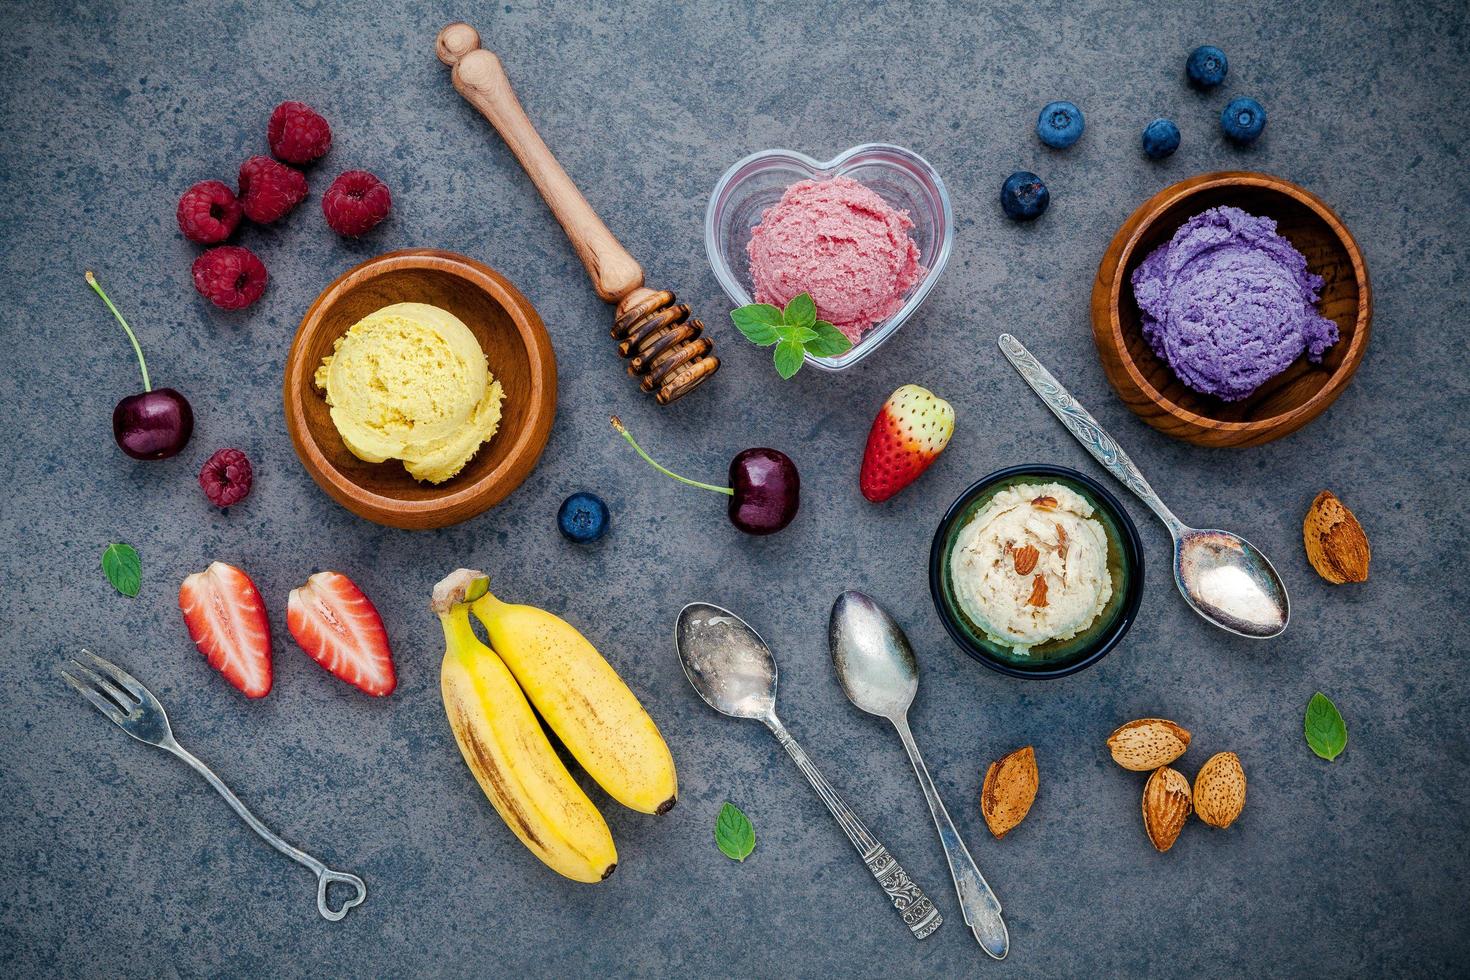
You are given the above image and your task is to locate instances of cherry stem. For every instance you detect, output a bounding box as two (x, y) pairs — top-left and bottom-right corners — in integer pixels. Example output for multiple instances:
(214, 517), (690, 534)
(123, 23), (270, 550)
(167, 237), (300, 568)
(610, 416), (733, 496)
(86, 271), (151, 392)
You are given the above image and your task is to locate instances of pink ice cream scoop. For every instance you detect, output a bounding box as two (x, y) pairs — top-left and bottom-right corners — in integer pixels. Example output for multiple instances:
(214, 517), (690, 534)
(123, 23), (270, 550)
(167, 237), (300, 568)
(746, 176), (925, 341)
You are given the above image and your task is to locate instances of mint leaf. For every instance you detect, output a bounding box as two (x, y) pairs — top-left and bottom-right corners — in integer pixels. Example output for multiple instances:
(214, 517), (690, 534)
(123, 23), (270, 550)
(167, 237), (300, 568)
(1305, 692), (1348, 761)
(773, 340), (806, 379)
(806, 320), (853, 357)
(715, 802), (756, 862)
(784, 291), (817, 330)
(777, 325), (820, 346)
(102, 543), (141, 597)
(730, 303), (784, 346)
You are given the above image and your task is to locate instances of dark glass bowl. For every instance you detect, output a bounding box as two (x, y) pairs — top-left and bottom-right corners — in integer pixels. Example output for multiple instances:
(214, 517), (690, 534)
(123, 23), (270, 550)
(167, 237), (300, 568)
(929, 464), (1145, 679)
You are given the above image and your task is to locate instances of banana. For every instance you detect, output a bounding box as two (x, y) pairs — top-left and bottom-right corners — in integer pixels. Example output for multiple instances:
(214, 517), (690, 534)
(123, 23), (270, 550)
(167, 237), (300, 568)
(471, 586), (678, 816)
(435, 570), (617, 883)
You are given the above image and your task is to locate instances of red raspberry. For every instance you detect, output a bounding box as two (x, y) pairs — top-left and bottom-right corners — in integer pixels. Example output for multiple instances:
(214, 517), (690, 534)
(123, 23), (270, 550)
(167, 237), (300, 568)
(237, 156), (308, 224)
(267, 101), (332, 165)
(176, 180), (243, 243)
(192, 246), (268, 310)
(322, 170), (391, 236)
(199, 448), (254, 506)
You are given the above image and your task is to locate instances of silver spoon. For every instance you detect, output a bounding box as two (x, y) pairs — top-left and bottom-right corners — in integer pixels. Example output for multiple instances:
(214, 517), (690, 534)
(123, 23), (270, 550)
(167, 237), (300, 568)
(829, 591), (1010, 960)
(998, 334), (1289, 638)
(675, 602), (943, 940)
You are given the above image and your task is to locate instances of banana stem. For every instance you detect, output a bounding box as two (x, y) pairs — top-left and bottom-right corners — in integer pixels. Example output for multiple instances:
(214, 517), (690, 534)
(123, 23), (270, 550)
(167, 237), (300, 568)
(86, 271), (151, 392)
(610, 416), (733, 496)
(437, 603), (481, 654)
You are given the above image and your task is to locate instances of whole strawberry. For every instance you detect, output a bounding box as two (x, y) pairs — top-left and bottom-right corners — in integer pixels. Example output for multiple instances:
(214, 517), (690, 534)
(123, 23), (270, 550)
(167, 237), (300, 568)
(859, 384), (955, 503)
(237, 155), (307, 224)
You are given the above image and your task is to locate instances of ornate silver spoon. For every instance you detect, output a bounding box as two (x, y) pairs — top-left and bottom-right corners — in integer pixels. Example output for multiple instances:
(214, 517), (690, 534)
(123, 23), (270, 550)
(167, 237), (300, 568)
(998, 334), (1289, 638)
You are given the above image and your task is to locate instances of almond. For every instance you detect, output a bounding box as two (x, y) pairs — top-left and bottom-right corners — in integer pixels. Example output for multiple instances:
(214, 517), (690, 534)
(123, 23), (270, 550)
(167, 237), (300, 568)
(1026, 574), (1048, 607)
(1303, 490), (1370, 584)
(1142, 765), (1192, 852)
(1107, 718), (1191, 771)
(1031, 495), (1058, 510)
(1013, 544), (1039, 575)
(1055, 523), (1068, 558)
(1193, 751), (1246, 829)
(980, 745), (1038, 839)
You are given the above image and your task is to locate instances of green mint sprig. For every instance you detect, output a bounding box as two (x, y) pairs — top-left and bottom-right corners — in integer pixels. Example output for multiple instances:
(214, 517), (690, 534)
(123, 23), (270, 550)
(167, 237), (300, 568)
(714, 801), (756, 862)
(730, 292), (852, 379)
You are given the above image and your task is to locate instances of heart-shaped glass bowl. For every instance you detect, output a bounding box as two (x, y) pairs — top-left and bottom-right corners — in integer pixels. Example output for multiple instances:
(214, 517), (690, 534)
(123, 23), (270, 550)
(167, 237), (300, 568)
(705, 144), (953, 372)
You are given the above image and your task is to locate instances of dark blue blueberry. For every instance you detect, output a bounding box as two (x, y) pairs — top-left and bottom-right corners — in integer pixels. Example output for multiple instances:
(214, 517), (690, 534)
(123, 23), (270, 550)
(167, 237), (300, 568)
(1036, 101), (1084, 148)
(1186, 45), (1228, 89)
(999, 174), (1046, 224)
(1221, 97), (1266, 144)
(1142, 118), (1181, 159)
(558, 492), (609, 542)
(1000, 171), (1049, 221)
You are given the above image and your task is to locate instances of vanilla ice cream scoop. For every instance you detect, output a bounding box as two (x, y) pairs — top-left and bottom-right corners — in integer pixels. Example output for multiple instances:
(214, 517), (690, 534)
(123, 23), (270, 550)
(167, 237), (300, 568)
(949, 482), (1112, 654)
(315, 302), (504, 484)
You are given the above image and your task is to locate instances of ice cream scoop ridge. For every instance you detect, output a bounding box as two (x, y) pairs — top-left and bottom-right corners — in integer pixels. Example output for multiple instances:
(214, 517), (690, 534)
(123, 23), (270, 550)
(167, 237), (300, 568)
(315, 302), (504, 484)
(747, 175), (925, 341)
(1131, 205), (1338, 401)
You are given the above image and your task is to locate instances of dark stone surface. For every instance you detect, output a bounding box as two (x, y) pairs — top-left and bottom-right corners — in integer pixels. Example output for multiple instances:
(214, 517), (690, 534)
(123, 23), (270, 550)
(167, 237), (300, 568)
(2, 1), (1466, 976)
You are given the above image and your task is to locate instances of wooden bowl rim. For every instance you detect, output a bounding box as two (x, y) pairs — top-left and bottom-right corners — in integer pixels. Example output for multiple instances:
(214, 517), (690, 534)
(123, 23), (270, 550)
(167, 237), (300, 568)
(283, 248), (556, 527)
(1095, 170), (1372, 436)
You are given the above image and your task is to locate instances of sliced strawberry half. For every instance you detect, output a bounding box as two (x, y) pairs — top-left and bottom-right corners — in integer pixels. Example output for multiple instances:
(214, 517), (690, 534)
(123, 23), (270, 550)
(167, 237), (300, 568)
(287, 571), (396, 696)
(178, 561), (273, 698)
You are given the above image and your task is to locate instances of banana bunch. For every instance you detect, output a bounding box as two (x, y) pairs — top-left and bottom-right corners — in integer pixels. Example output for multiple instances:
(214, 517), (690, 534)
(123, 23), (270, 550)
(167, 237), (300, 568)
(432, 569), (677, 883)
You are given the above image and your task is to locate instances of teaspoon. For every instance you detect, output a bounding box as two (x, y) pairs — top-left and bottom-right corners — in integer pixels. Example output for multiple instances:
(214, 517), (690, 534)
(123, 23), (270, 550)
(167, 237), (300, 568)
(829, 591), (1009, 959)
(675, 602), (943, 939)
(998, 334), (1289, 638)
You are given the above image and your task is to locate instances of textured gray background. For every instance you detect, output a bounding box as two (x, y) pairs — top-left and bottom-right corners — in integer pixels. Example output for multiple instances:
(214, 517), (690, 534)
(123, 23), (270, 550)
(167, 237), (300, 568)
(2, 0), (1467, 976)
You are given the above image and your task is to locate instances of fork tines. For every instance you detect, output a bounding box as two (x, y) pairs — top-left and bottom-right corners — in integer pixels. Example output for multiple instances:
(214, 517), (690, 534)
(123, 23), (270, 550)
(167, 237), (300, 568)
(60, 650), (144, 723)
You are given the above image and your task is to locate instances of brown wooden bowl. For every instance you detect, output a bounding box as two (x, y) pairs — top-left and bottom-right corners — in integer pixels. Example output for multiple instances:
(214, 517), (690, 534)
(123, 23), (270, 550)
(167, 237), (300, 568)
(1091, 172), (1370, 447)
(284, 249), (556, 529)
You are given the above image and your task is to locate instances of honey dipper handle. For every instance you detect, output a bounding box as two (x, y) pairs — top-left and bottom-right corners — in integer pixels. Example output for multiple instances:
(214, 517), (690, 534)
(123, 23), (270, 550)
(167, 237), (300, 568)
(437, 23), (644, 303)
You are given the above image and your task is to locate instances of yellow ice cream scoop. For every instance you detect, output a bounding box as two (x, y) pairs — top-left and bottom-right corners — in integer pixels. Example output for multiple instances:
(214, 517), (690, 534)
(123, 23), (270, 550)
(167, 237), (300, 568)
(315, 302), (505, 484)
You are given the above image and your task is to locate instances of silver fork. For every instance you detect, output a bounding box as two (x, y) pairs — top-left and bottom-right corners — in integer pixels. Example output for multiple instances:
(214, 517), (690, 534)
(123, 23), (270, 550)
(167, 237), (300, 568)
(60, 650), (367, 921)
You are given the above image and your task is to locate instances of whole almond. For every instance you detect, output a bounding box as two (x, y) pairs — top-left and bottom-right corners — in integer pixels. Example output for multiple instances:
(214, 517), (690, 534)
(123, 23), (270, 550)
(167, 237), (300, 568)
(1193, 751), (1246, 829)
(1142, 766), (1192, 852)
(980, 745), (1038, 839)
(1303, 490), (1370, 584)
(1107, 718), (1191, 771)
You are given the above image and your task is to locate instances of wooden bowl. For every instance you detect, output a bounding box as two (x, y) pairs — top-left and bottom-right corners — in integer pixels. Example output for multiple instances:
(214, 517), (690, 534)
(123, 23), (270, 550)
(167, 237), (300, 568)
(1091, 172), (1370, 447)
(284, 249), (556, 529)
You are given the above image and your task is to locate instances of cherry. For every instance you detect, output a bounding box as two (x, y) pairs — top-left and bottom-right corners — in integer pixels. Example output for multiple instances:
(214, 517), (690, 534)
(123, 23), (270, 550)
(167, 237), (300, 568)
(612, 417), (799, 535)
(88, 272), (194, 460)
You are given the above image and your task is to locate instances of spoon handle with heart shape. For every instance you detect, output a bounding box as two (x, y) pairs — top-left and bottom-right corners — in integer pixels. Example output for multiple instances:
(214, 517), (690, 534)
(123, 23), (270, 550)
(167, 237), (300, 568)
(765, 716), (943, 939)
(998, 334), (1187, 535)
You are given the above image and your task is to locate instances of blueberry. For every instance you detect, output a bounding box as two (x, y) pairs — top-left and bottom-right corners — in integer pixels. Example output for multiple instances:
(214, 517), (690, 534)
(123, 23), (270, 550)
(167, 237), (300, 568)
(1221, 97), (1266, 144)
(1000, 171), (1049, 221)
(1036, 101), (1084, 149)
(557, 492), (609, 543)
(1142, 119), (1181, 159)
(1186, 45), (1228, 89)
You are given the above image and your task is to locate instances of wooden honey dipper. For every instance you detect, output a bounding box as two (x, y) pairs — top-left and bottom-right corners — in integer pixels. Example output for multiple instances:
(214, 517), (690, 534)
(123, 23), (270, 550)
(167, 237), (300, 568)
(436, 22), (719, 405)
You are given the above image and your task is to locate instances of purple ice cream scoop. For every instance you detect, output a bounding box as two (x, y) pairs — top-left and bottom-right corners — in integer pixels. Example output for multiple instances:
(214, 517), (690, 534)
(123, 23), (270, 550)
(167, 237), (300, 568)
(1131, 206), (1338, 401)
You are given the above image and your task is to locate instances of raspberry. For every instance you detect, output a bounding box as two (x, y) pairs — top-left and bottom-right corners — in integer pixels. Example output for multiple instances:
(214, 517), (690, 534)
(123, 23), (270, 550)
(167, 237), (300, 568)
(322, 170), (391, 236)
(237, 156), (307, 224)
(199, 448), (253, 507)
(267, 101), (332, 165)
(176, 180), (243, 244)
(192, 246), (268, 310)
